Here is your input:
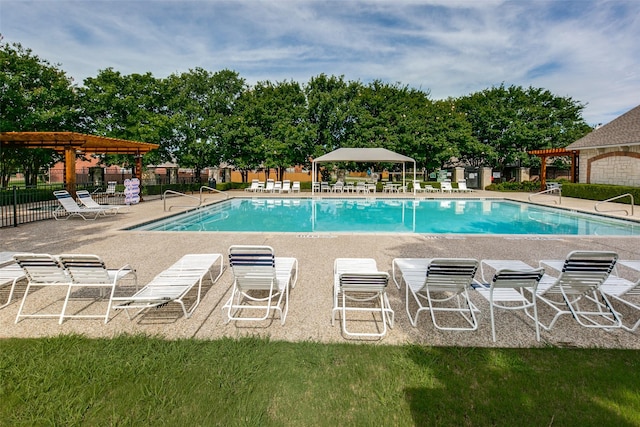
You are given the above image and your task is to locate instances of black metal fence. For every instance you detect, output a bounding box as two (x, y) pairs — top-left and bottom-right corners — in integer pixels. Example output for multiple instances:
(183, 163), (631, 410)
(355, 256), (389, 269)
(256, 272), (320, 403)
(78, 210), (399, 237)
(1, 185), (62, 228)
(0, 180), (228, 228)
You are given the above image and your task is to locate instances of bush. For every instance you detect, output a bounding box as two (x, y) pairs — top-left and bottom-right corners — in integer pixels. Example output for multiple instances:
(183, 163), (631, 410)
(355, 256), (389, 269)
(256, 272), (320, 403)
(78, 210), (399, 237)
(562, 183), (640, 204)
(485, 181), (541, 192)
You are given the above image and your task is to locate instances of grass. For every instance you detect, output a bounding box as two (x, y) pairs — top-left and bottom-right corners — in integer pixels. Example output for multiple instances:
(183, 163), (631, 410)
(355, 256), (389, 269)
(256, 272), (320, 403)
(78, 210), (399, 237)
(1, 335), (639, 426)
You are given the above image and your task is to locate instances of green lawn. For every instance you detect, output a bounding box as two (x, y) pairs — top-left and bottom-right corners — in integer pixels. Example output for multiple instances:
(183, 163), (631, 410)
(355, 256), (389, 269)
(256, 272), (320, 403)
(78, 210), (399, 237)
(1, 335), (639, 426)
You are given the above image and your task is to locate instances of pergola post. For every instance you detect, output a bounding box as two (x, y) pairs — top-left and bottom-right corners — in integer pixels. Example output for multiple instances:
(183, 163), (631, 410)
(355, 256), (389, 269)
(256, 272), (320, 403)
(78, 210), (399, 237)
(539, 154), (547, 191)
(527, 148), (576, 191)
(64, 146), (76, 196)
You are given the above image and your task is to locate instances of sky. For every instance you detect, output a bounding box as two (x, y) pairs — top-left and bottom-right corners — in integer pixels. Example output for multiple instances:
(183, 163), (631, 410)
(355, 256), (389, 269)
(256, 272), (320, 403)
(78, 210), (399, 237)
(1, 0), (639, 126)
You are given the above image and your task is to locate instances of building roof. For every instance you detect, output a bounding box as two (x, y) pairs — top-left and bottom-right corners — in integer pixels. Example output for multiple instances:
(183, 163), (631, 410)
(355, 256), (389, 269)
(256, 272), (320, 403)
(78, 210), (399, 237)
(0, 131), (158, 154)
(566, 104), (640, 150)
(313, 147), (415, 163)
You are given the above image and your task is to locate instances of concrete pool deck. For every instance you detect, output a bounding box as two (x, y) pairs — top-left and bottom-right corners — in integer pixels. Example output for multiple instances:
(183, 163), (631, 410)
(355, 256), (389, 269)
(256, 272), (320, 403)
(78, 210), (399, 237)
(1, 189), (639, 348)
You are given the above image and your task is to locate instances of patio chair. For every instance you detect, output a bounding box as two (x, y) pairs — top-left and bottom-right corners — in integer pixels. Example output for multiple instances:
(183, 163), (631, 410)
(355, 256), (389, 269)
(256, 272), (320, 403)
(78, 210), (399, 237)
(332, 258), (393, 338)
(112, 253), (224, 320)
(53, 190), (111, 220)
(332, 181), (344, 193)
(76, 190), (128, 214)
(274, 181), (282, 192)
(473, 262), (545, 341)
(281, 180), (291, 193)
(223, 245), (298, 325)
(0, 262), (26, 309)
(392, 258), (432, 289)
(14, 253), (135, 324)
(588, 259), (640, 332)
(245, 179), (260, 192)
(264, 179), (275, 192)
(14, 253), (70, 323)
(57, 254), (137, 323)
(291, 181), (301, 193)
(105, 181), (122, 196)
(440, 180), (453, 193)
(320, 182), (331, 192)
(457, 180), (473, 192)
(534, 251), (621, 331)
(412, 180), (426, 195)
(403, 258), (480, 331)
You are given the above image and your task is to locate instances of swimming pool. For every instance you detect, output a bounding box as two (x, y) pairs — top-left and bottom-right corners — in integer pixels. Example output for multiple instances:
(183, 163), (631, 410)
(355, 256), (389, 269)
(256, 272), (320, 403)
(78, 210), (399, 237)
(131, 198), (640, 236)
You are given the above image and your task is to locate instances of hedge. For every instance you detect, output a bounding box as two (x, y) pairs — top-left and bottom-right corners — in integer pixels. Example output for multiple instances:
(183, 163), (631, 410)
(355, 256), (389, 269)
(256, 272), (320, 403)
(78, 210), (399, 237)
(561, 183), (639, 205)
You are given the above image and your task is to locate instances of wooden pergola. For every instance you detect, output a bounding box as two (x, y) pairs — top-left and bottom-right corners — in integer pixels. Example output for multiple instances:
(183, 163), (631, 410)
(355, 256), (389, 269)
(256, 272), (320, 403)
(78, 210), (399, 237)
(0, 131), (158, 192)
(528, 148), (578, 190)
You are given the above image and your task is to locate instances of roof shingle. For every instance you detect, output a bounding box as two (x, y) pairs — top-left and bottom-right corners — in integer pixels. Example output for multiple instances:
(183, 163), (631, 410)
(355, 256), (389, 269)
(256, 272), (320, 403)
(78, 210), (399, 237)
(566, 104), (640, 150)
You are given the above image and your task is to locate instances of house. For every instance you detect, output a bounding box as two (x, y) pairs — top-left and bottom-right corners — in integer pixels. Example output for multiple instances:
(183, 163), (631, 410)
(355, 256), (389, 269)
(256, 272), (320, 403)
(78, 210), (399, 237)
(566, 104), (640, 187)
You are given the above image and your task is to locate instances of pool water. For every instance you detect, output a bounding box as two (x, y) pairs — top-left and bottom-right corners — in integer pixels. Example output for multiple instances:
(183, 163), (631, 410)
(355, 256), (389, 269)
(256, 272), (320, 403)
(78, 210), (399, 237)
(131, 198), (640, 236)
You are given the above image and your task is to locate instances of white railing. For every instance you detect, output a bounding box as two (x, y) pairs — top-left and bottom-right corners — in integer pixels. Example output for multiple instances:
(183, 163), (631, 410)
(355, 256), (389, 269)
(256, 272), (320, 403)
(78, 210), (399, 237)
(528, 186), (562, 205)
(163, 190), (201, 211)
(163, 187), (229, 211)
(595, 193), (634, 216)
(199, 185), (229, 202)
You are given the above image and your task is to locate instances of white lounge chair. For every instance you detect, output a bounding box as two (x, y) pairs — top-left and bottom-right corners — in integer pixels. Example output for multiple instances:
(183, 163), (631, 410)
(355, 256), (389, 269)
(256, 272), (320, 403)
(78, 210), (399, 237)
(457, 180), (473, 192)
(14, 253), (136, 324)
(14, 253), (71, 323)
(534, 251), (621, 331)
(401, 258), (480, 331)
(332, 258), (393, 338)
(440, 180), (453, 193)
(57, 254), (137, 323)
(603, 260), (640, 332)
(281, 180), (291, 193)
(0, 262), (26, 309)
(223, 245), (298, 325)
(264, 179), (275, 192)
(274, 181), (282, 193)
(355, 182), (367, 193)
(245, 179), (260, 192)
(392, 258), (432, 289)
(76, 190), (128, 214)
(53, 190), (111, 220)
(112, 253), (224, 320)
(474, 260), (545, 341)
(291, 181), (301, 193)
(105, 181), (122, 196)
(412, 180), (427, 195)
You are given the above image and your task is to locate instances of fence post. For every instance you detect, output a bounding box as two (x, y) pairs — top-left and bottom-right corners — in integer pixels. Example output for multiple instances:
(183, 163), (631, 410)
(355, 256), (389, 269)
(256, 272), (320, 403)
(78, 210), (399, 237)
(12, 186), (18, 227)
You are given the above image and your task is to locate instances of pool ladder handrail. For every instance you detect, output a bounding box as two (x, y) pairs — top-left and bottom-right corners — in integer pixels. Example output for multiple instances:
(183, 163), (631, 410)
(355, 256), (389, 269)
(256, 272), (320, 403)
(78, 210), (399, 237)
(594, 193), (634, 216)
(163, 190), (201, 211)
(163, 186), (230, 211)
(199, 185), (229, 202)
(528, 187), (562, 205)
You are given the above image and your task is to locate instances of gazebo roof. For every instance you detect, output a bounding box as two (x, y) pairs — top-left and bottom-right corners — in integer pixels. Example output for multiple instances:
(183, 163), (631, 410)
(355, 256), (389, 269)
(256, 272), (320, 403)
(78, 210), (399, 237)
(0, 131), (158, 154)
(313, 147), (415, 163)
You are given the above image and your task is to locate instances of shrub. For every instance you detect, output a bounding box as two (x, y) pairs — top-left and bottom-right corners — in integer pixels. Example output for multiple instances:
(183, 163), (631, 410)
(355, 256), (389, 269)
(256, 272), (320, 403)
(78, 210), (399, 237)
(562, 183), (639, 204)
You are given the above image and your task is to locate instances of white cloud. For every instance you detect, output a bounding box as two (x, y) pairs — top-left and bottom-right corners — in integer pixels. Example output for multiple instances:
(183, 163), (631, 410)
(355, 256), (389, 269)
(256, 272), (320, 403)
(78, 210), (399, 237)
(1, 0), (639, 125)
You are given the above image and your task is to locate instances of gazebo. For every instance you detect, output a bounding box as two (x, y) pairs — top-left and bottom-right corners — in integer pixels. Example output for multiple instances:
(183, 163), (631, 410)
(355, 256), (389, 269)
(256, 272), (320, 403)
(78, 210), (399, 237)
(527, 148), (577, 190)
(0, 131), (158, 193)
(311, 148), (416, 194)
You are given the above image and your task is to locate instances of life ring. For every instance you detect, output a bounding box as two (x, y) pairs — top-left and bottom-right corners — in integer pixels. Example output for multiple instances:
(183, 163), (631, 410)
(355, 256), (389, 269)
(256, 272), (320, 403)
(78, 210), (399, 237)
(371, 173), (379, 181)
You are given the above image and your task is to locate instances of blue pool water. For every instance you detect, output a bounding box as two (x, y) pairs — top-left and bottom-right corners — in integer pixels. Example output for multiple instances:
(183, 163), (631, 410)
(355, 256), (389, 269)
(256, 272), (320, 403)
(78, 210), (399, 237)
(131, 198), (640, 236)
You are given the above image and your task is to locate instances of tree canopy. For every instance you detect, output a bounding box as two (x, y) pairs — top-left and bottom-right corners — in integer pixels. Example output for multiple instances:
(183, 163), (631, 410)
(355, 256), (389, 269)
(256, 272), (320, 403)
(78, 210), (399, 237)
(1, 38), (594, 185)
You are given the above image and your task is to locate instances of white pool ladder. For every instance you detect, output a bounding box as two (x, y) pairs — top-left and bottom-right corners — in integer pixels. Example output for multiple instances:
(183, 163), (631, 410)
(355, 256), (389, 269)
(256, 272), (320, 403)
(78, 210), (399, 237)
(595, 193), (634, 216)
(163, 186), (229, 211)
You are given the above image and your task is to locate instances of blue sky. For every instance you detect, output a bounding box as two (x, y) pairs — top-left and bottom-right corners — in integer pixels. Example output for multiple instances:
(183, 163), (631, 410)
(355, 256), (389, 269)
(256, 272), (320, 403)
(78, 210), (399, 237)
(1, 0), (639, 126)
